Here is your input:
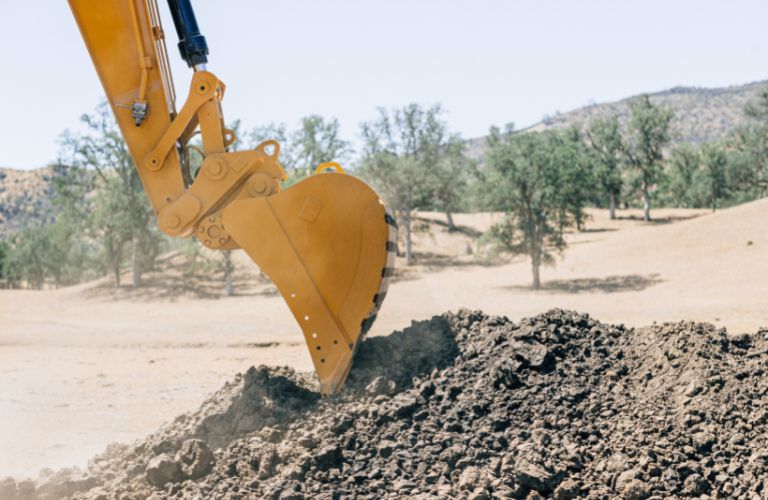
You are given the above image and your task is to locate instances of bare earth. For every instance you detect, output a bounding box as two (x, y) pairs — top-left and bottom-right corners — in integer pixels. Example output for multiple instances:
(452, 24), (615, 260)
(1, 201), (767, 478)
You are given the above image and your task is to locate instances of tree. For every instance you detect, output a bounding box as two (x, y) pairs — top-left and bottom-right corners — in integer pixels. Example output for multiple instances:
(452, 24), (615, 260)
(554, 126), (595, 231)
(586, 116), (624, 219)
(2, 222), (84, 289)
(59, 101), (161, 287)
(223, 250), (234, 296)
(0, 239), (8, 284)
(663, 144), (701, 207)
(729, 89), (768, 196)
(247, 115), (351, 184)
(623, 95), (674, 221)
(358, 104), (450, 265)
(89, 177), (133, 286)
(425, 134), (471, 230)
(483, 128), (584, 288)
(698, 143), (729, 212)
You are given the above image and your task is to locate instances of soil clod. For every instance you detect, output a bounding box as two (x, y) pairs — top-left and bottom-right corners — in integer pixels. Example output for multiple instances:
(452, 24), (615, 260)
(11, 309), (768, 498)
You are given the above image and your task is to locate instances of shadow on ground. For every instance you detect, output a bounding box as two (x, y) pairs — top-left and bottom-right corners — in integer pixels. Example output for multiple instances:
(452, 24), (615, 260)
(414, 216), (483, 238)
(82, 273), (279, 301)
(617, 213), (702, 225)
(503, 273), (664, 294)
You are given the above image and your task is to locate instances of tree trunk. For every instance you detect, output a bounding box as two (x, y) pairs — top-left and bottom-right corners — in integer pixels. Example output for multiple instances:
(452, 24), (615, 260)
(113, 263), (121, 287)
(609, 192), (617, 220)
(404, 211), (413, 266)
(529, 235), (542, 289)
(224, 250), (234, 296)
(131, 234), (141, 287)
(445, 211), (456, 231)
(642, 187), (651, 221)
(531, 257), (541, 289)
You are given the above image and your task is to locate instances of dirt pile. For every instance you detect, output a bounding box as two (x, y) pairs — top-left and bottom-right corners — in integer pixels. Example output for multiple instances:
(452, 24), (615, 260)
(5, 309), (768, 499)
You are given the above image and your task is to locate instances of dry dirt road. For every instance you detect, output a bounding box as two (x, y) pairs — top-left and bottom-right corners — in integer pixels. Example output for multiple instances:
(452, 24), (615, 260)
(1, 201), (766, 478)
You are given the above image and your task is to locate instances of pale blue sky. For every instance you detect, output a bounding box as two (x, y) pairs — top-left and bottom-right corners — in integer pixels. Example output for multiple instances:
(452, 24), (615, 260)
(1, 1), (766, 169)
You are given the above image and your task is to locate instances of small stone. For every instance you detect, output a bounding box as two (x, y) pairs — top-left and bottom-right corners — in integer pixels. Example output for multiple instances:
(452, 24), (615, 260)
(514, 340), (553, 370)
(684, 383), (703, 398)
(458, 466), (481, 490)
(691, 432), (715, 453)
(145, 453), (182, 487)
(468, 488), (490, 500)
(297, 435), (317, 449)
(377, 440), (396, 458)
(683, 474), (710, 495)
(366, 376), (396, 396)
(621, 479), (649, 500)
(553, 478), (580, 500)
(515, 461), (563, 494)
(314, 444), (342, 470)
(176, 439), (214, 480)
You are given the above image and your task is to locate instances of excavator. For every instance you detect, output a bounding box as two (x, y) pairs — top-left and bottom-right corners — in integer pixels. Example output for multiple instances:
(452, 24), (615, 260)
(67, 0), (397, 396)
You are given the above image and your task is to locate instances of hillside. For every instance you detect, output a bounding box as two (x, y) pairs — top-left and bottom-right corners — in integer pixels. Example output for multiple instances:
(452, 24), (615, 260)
(468, 80), (768, 163)
(0, 166), (55, 237)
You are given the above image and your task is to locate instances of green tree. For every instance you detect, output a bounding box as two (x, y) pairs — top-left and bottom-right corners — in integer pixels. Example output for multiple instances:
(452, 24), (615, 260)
(662, 144), (700, 207)
(424, 134), (472, 231)
(2, 222), (84, 289)
(698, 143), (729, 212)
(623, 95), (674, 221)
(483, 128), (584, 289)
(0, 239), (8, 284)
(586, 116), (624, 219)
(247, 115), (350, 184)
(554, 126), (595, 231)
(358, 104), (449, 264)
(729, 89), (768, 196)
(60, 101), (161, 287)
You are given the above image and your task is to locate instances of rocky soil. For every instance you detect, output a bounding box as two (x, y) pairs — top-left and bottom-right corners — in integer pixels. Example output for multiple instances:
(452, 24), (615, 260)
(4, 309), (768, 499)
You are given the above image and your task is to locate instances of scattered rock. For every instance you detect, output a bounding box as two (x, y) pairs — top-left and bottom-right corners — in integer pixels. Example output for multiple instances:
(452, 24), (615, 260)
(553, 478), (580, 500)
(621, 479), (650, 500)
(176, 439), (214, 479)
(22, 309), (768, 499)
(144, 453), (181, 487)
(515, 461), (563, 494)
(313, 444), (342, 471)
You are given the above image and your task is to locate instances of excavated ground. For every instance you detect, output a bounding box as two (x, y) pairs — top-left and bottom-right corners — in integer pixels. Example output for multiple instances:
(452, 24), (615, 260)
(4, 309), (768, 499)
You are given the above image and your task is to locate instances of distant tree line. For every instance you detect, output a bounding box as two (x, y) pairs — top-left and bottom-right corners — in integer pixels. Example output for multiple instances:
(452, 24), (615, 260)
(3, 88), (768, 290)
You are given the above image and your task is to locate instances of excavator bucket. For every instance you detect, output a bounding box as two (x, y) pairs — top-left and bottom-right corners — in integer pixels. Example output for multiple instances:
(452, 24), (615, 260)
(222, 170), (397, 395)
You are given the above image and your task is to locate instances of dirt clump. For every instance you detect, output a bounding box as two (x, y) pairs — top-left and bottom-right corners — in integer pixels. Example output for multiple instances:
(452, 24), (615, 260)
(7, 309), (768, 499)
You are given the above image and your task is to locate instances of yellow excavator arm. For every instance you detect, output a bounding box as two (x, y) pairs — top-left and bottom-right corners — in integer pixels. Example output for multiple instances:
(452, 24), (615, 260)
(68, 0), (396, 395)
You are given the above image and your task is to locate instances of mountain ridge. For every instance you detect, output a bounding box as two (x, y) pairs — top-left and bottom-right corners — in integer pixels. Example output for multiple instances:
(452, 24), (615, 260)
(467, 79), (768, 163)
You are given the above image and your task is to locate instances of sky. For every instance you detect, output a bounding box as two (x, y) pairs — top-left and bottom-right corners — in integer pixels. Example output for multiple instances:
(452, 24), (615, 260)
(1, 0), (767, 169)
